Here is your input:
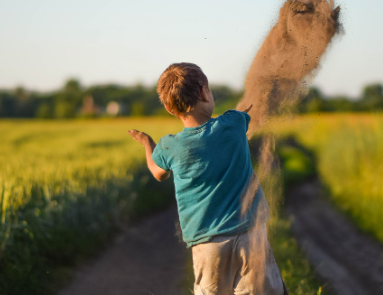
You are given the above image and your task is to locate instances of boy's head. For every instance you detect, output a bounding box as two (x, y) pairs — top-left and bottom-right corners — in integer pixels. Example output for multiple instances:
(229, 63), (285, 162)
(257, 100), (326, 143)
(157, 63), (209, 115)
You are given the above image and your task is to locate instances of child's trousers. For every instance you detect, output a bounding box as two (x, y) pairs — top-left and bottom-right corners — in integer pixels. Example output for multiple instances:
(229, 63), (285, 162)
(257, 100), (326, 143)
(192, 224), (286, 295)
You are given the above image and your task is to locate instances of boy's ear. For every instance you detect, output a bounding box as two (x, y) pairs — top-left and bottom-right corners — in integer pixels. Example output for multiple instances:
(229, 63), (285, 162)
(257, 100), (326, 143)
(199, 85), (209, 102)
(164, 104), (174, 116)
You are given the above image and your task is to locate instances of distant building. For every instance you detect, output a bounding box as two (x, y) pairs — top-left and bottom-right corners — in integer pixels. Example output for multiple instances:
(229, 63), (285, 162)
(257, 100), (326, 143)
(106, 101), (126, 116)
(80, 95), (101, 116)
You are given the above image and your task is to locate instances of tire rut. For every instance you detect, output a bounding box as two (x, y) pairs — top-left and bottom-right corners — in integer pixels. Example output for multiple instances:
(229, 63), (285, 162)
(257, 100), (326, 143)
(57, 205), (187, 295)
(285, 180), (383, 295)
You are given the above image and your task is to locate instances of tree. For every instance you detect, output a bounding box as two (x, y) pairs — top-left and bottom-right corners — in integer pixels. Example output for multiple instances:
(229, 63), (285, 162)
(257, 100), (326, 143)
(53, 79), (83, 118)
(131, 102), (145, 116)
(359, 84), (383, 111)
(54, 101), (76, 119)
(35, 103), (52, 119)
(0, 92), (15, 117)
(298, 87), (324, 113)
(13, 86), (37, 117)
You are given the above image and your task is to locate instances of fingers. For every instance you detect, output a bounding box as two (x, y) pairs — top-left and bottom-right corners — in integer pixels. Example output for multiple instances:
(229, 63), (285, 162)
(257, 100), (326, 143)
(243, 104), (253, 113)
(127, 129), (138, 135)
(127, 129), (140, 140)
(331, 6), (340, 20)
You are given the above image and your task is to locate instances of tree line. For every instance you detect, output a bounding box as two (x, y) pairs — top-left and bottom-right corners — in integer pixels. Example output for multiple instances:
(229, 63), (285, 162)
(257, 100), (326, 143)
(0, 79), (382, 119)
(297, 84), (383, 113)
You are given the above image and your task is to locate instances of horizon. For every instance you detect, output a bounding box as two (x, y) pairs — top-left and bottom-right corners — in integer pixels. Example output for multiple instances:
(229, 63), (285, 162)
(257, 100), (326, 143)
(0, 78), (377, 101)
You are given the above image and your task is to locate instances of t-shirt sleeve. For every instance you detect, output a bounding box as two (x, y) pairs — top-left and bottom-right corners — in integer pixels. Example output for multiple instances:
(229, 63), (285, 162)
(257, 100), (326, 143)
(151, 138), (171, 171)
(222, 110), (251, 131)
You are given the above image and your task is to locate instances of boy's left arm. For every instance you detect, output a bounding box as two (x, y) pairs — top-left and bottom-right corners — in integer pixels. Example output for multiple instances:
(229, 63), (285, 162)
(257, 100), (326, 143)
(127, 129), (170, 182)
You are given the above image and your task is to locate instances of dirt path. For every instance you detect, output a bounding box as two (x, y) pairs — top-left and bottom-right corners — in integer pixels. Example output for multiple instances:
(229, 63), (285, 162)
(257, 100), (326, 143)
(57, 205), (188, 295)
(285, 180), (383, 295)
(57, 180), (383, 295)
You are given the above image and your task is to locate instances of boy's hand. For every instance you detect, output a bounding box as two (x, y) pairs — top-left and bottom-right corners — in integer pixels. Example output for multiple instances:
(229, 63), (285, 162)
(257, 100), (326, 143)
(127, 129), (153, 147)
(242, 104), (253, 114)
(127, 129), (170, 182)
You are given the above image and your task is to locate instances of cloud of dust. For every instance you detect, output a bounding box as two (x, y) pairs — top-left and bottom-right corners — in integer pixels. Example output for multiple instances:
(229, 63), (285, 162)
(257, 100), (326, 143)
(238, 0), (341, 292)
(237, 0), (341, 131)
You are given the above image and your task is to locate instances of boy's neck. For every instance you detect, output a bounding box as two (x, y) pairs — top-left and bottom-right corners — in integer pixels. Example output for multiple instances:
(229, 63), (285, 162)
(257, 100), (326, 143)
(174, 85), (215, 128)
(180, 116), (211, 128)
(178, 105), (213, 128)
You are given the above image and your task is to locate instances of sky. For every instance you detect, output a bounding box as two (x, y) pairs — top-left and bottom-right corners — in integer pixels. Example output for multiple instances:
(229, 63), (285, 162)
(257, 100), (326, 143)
(1, 0), (383, 98)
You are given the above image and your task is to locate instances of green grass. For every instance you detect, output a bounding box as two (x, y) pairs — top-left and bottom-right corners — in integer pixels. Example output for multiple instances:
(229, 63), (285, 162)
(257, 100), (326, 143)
(6, 115), (376, 295)
(259, 170), (328, 295)
(268, 114), (383, 243)
(315, 117), (383, 242)
(0, 117), (181, 295)
(271, 218), (328, 295)
(259, 136), (327, 295)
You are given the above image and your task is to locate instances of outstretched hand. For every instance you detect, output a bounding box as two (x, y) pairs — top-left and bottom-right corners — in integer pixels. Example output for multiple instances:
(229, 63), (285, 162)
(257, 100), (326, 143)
(127, 129), (153, 147)
(127, 129), (169, 181)
(242, 104), (253, 114)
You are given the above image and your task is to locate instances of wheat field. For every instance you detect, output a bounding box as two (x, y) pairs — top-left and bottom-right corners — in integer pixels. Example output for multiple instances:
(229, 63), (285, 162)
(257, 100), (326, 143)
(2, 114), (381, 295)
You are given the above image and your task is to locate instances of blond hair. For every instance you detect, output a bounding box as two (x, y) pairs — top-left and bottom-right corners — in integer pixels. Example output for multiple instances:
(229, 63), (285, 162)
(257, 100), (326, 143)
(157, 63), (208, 114)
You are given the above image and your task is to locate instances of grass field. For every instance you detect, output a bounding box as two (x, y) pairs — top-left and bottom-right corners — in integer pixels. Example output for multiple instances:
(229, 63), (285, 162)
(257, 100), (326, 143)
(3, 115), (380, 295)
(267, 113), (383, 243)
(0, 118), (181, 295)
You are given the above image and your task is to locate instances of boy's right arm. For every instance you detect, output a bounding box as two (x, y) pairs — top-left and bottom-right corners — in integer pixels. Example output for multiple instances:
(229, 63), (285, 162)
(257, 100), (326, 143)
(127, 129), (170, 182)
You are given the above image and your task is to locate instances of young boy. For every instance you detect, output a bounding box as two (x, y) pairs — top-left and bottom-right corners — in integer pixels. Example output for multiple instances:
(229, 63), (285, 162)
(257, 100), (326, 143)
(128, 63), (287, 295)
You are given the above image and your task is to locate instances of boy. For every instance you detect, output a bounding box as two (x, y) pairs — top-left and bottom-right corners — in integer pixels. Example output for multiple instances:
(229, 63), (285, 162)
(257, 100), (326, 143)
(128, 63), (287, 295)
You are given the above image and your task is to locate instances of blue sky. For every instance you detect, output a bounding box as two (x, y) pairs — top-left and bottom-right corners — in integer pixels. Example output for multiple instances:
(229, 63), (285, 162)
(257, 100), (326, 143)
(1, 0), (382, 98)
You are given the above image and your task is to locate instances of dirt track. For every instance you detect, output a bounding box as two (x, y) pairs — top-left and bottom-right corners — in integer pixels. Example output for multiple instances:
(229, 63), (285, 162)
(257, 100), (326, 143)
(285, 180), (383, 295)
(57, 180), (383, 295)
(57, 205), (188, 295)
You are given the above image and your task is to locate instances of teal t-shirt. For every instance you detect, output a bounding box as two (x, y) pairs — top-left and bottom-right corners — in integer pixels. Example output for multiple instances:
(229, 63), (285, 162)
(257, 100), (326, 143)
(152, 110), (265, 247)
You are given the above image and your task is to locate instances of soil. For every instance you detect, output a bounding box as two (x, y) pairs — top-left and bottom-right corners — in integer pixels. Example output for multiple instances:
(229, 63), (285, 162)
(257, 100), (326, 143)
(285, 179), (383, 295)
(57, 179), (383, 295)
(56, 205), (188, 295)
(237, 0), (340, 132)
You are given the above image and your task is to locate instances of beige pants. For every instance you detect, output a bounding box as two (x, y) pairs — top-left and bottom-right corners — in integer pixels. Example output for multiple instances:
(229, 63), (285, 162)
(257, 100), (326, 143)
(192, 224), (284, 295)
